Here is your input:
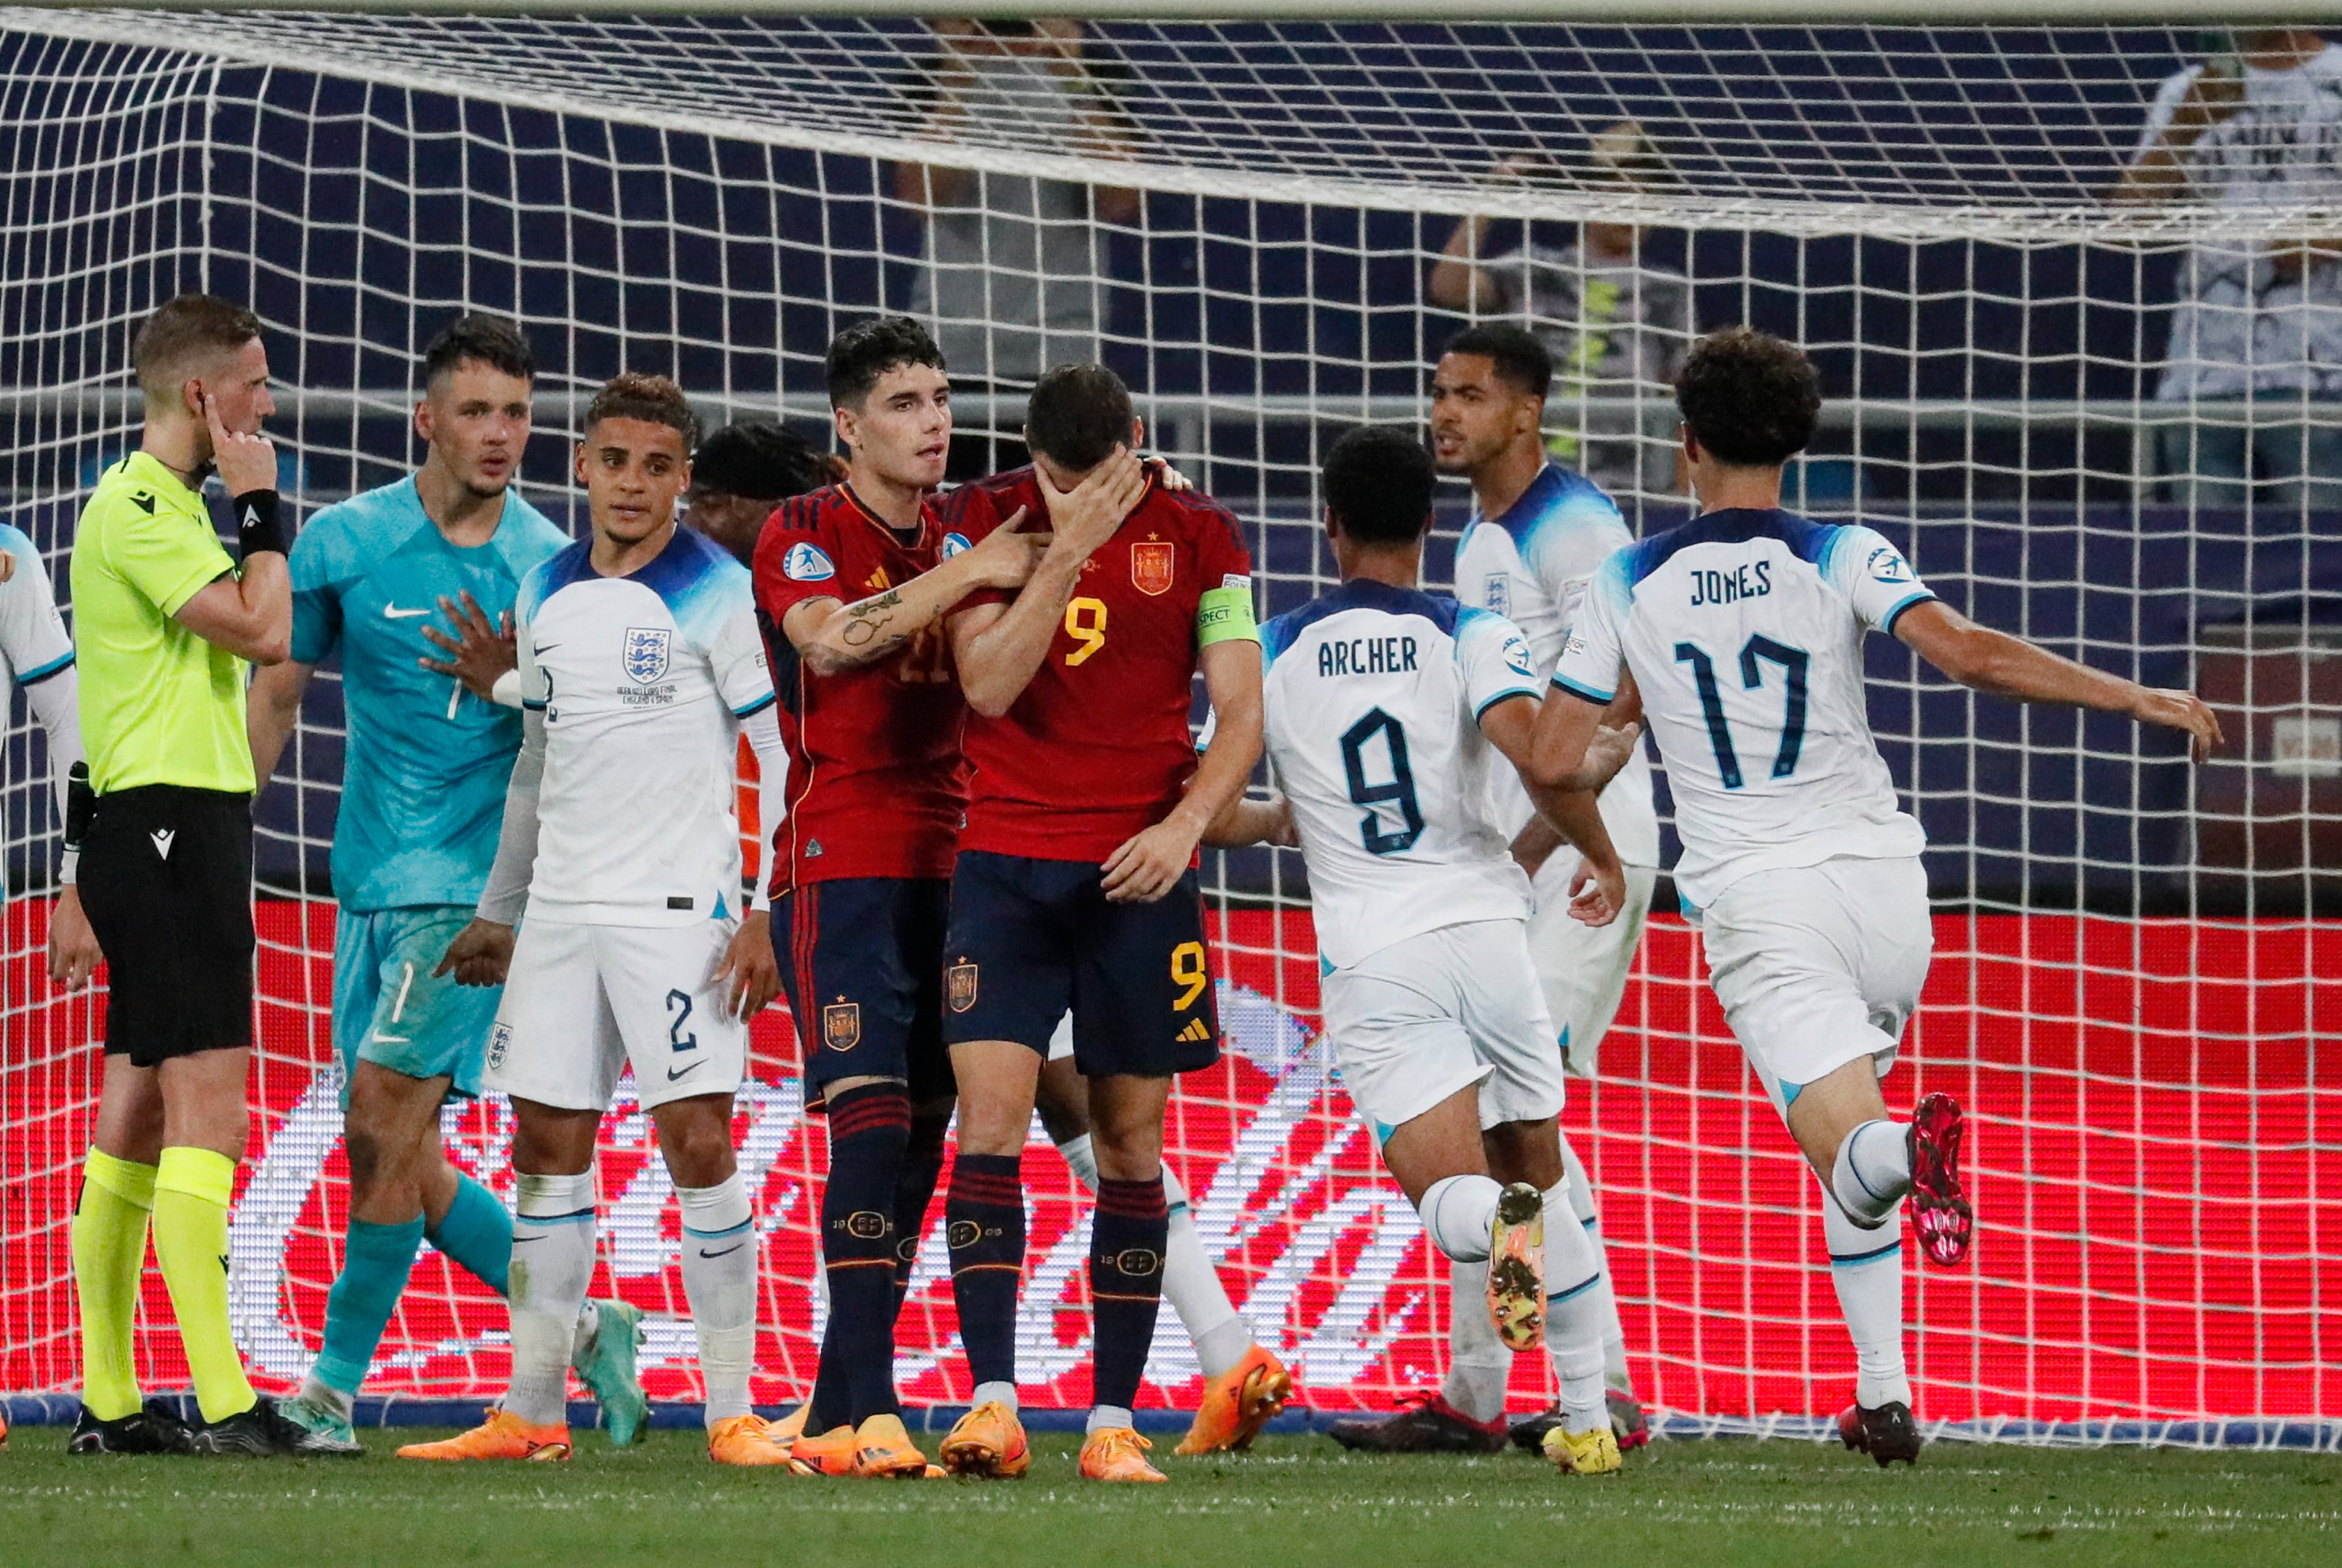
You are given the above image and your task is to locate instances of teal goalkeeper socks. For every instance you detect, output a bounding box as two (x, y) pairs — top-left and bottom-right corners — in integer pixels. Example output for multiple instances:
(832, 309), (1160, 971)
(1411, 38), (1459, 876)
(314, 1215), (426, 1396)
(426, 1173), (514, 1297)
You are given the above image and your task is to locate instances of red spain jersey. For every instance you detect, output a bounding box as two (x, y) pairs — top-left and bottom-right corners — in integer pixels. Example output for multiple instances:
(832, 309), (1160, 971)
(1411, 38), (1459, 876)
(752, 483), (965, 892)
(942, 467), (1255, 863)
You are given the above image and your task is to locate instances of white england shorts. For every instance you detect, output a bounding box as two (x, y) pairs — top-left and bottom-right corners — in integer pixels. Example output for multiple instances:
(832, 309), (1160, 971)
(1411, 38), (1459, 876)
(484, 916), (748, 1113)
(1321, 918), (1567, 1142)
(1698, 854), (1932, 1116)
(1528, 856), (1658, 1080)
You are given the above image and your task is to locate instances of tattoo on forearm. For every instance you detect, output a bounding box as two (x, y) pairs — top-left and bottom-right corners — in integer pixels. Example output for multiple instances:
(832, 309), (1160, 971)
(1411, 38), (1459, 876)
(837, 590), (904, 649)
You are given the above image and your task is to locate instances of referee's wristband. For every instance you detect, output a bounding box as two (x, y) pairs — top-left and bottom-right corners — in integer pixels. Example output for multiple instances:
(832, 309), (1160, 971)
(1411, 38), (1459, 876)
(234, 489), (291, 561)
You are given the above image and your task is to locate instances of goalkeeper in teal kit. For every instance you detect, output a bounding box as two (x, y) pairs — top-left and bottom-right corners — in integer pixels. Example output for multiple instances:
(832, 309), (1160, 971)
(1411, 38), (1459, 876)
(246, 316), (645, 1452)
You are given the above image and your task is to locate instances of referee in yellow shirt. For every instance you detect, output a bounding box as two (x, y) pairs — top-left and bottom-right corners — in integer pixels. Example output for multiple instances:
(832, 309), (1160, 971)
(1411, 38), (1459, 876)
(66, 294), (304, 1455)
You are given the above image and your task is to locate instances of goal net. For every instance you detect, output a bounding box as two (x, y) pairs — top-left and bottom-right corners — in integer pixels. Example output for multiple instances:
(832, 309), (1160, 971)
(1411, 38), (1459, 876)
(3, 11), (2334, 1443)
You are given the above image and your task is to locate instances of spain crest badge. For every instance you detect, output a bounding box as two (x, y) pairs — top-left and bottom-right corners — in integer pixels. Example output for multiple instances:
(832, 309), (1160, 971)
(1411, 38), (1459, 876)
(822, 1001), (861, 1051)
(947, 962), (979, 1014)
(1131, 539), (1174, 596)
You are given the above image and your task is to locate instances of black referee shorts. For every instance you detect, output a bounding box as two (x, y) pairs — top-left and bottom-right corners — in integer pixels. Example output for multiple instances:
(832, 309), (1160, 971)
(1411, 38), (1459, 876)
(77, 784), (254, 1066)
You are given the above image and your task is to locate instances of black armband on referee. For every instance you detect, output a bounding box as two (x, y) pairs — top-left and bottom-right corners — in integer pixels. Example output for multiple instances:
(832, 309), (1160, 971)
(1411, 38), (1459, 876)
(234, 488), (291, 561)
(62, 761), (94, 885)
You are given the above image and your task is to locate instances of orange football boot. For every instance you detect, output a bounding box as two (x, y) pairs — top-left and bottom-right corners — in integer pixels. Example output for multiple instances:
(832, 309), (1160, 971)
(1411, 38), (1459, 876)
(938, 1399), (1031, 1478)
(789, 1423), (860, 1476)
(1487, 1181), (1546, 1352)
(1176, 1344), (1293, 1455)
(766, 1401), (811, 1447)
(1078, 1426), (1165, 1483)
(708, 1413), (798, 1466)
(850, 1414), (932, 1478)
(396, 1408), (571, 1461)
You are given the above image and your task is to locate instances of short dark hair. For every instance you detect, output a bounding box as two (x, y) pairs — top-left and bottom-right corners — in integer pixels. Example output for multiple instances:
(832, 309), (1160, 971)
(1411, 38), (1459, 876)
(1442, 323), (1552, 401)
(584, 372), (701, 452)
(422, 313), (535, 388)
(133, 293), (263, 407)
(1675, 327), (1822, 466)
(1323, 426), (1437, 546)
(1024, 362), (1135, 472)
(692, 420), (835, 501)
(826, 316), (945, 409)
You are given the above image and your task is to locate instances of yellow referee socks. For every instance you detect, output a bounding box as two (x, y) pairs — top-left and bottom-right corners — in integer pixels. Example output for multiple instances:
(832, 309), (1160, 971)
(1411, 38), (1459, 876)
(152, 1146), (256, 1423)
(71, 1150), (156, 1422)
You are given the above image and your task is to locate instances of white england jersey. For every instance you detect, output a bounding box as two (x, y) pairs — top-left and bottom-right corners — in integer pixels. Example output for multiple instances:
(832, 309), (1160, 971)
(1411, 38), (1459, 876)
(1453, 461), (1660, 867)
(1552, 507), (1931, 910)
(513, 526), (775, 926)
(0, 523), (74, 694)
(1261, 578), (1544, 970)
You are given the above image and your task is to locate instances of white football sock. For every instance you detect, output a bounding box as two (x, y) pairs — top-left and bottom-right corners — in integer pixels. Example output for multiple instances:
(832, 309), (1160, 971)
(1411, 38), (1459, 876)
(507, 1169), (597, 1426)
(973, 1380), (1019, 1413)
(1440, 1254), (1512, 1426)
(1557, 1131), (1631, 1388)
(1540, 1178), (1608, 1433)
(1086, 1403), (1135, 1435)
(1061, 1135), (1254, 1381)
(677, 1174), (757, 1427)
(1831, 1118), (1912, 1226)
(1417, 1174), (1500, 1265)
(1823, 1189), (1911, 1410)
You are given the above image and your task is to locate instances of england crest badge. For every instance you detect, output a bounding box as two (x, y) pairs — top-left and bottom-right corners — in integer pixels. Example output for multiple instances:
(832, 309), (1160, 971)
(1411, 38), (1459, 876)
(622, 627), (671, 684)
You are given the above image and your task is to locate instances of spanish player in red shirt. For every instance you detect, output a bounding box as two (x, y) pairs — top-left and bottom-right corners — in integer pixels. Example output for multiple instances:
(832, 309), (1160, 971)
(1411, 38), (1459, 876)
(933, 364), (1265, 1483)
(751, 318), (1045, 1478)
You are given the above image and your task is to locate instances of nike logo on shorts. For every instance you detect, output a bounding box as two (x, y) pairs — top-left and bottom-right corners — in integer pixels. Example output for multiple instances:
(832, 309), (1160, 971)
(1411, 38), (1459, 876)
(666, 1062), (701, 1081)
(697, 1243), (745, 1259)
(383, 604), (432, 619)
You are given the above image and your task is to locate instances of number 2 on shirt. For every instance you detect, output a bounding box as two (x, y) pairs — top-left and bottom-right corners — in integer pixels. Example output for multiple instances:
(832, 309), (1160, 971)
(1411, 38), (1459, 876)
(1063, 596), (1108, 666)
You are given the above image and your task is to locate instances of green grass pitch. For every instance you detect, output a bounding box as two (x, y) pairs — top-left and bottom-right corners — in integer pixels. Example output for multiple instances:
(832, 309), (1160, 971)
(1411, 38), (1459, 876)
(3, 1427), (2337, 1567)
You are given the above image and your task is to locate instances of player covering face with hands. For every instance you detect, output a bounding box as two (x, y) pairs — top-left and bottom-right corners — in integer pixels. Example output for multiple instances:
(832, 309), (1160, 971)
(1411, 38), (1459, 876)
(1531, 327), (2220, 1466)
(412, 373), (790, 1467)
(1217, 426), (1641, 1476)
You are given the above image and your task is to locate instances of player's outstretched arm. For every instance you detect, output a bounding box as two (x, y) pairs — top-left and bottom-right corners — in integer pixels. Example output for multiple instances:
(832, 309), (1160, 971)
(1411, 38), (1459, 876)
(783, 515), (1047, 678)
(1528, 667), (1645, 794)
(1103, 636), (1265, 903)
(245, 658), (316, 795)
(1483, 693), (1625, 926)
(950, 448), (1148, 718)
(1893, 600), (2222, 762)
(438, 709), (546, 987)
(1202, 791), (1297, 849)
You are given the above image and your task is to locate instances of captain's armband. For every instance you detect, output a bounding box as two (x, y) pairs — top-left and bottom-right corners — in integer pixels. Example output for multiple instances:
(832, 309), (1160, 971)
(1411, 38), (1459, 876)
(1195, 578), (1258, 648)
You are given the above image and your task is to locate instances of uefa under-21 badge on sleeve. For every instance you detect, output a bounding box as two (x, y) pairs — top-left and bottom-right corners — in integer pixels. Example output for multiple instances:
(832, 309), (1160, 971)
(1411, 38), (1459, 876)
(783, 541), (836, 582)
(822, 999), (861, 1051)
(941, 532), (971, 558)
(1867, 545), (1913, 584)
(1131, 539), (1174, 596)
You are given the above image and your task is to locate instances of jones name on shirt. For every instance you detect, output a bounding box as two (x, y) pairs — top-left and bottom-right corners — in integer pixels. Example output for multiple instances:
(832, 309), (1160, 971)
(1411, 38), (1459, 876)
(1689, 561), (1773, 607)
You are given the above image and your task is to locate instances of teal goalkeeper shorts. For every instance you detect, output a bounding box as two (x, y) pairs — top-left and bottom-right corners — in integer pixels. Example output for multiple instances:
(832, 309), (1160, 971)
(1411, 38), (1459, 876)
(332, 906), (502, 1105)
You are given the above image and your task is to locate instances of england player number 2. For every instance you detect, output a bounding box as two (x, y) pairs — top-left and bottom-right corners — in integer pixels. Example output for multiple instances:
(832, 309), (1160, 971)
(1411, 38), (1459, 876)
(1673, 634), (1809, 790)
(1340, 707), (1423, 855)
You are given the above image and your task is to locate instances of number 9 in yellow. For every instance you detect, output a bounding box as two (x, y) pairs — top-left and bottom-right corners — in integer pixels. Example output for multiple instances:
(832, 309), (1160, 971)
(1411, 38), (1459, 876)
(1063, 596), (1108, 666)
(1170, 939), (1207, 1012)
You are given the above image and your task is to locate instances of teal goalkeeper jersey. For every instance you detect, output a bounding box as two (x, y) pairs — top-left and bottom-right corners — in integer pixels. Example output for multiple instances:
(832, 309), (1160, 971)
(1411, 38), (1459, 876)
(289, 477), (570, 912)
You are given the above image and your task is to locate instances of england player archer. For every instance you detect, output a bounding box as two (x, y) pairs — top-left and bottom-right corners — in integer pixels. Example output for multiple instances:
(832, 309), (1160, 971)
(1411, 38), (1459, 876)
(247, 316), (647, 1453)
(414, 374), (791, 1466)
(1239, 426), (1639, 1477)
(1533, 328), (2221, 1465)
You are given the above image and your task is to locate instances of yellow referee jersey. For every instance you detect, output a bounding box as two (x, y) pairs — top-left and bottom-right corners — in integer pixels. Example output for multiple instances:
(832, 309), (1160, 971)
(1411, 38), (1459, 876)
(70, 450), (254, 794)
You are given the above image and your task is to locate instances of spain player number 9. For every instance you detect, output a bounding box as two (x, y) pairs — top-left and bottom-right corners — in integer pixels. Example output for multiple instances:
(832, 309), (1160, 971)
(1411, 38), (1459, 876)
(1064, 596), (1108, 666)
(1170, 939), (1208, 1011)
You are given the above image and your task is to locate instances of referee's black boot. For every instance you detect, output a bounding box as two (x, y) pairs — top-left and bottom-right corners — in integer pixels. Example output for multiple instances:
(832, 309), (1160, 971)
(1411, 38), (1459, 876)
(67, 1398), (197, 1455)
(191, 1395), (308, 1457)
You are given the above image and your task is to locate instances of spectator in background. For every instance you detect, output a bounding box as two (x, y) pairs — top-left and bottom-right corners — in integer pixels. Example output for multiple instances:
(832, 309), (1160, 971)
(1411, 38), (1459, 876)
(1431, 120), (1693, 506)
(2115, 27), (2342, 512)
(896, 18), (1140, 480)
(684, 420), (844, 567)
